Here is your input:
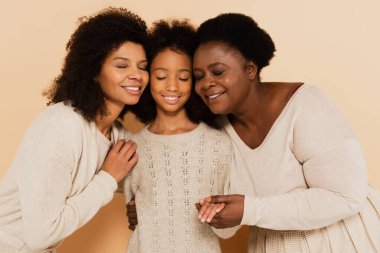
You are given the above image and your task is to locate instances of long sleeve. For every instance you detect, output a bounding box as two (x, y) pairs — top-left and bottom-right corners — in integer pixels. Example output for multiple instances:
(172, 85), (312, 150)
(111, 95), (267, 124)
(16, 106), (117, 250)
(241, 86), (368, 230)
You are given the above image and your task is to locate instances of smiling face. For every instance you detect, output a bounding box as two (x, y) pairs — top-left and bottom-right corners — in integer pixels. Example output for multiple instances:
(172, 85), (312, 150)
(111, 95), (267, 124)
(150, 48), (192, 116)
(193, 41), (255, 115)
(97, 41), (149, 111)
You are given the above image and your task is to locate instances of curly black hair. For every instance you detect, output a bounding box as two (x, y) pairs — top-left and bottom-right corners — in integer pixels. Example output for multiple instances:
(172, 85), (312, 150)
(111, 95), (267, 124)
(196, 13), (276, 77)
(43, 7), (148, 121)
(129, 19), (220, 129)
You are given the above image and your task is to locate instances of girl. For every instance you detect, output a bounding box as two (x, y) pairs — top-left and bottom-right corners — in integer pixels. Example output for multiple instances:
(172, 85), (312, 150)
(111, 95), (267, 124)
(0, 7), (148, 253)
(123, 20), (232, 253)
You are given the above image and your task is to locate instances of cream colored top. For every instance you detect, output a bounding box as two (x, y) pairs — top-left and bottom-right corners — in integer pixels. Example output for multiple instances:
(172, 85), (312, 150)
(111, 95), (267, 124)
(223, 84), (368, 231)
(0, 102), (127, 253)
(123, 122), (232, 253)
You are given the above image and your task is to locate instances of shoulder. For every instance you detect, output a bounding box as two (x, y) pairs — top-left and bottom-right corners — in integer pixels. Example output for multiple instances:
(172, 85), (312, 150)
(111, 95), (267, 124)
(200, 122), (232, 151)
(26, 102), (87, 140)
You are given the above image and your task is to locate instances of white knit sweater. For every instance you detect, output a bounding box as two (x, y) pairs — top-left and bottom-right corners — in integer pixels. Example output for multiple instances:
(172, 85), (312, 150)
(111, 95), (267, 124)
(123, 122), (232, 253)
(0, 102), (127, 253)
(213, 84), (371, 242)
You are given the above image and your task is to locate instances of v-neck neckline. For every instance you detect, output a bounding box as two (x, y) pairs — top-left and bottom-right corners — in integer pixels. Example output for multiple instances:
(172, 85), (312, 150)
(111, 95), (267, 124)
(225, 83), (309, 152)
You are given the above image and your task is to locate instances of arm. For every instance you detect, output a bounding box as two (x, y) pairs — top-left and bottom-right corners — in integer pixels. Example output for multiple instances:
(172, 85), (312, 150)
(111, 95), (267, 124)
(204, 86), (368, 230)
(17, 111), (136, 250)
(242, 86), (368, 230)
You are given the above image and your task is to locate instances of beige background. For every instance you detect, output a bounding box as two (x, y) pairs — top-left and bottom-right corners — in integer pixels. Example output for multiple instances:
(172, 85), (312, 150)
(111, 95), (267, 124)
(0, 0), (379, 252)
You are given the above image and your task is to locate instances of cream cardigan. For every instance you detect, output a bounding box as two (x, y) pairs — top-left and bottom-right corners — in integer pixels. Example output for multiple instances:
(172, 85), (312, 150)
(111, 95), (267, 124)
(0, 102), (127, 253)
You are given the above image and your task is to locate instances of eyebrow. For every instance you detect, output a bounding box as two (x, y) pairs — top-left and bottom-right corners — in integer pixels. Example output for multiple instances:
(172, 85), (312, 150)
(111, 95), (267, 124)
(152, 67), (191, 73)
(193, 62), (226, 71)
(112, 57), (147, 63)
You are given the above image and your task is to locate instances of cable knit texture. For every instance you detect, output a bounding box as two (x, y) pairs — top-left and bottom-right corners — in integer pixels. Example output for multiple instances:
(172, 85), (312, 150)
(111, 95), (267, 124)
(123, 122), (232, 253)
(0, 102), (127, 253)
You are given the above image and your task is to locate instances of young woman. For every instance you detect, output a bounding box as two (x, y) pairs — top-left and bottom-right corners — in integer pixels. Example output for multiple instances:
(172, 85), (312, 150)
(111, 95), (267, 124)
(0, 7), (149, 253)
(195, 13), (380, 252)
(123, 19), (232, 253)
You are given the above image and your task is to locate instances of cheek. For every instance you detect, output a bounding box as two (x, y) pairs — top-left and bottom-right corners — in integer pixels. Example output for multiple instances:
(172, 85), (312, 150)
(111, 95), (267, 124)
(194, 83), (201, 95)
(142, 72), (149, 86)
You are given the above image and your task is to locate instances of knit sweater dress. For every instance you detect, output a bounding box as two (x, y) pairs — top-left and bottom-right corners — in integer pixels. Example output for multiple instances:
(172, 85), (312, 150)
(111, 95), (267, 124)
(123, 122), (232, 253)
(0, 102), (126, 253)
(217, 84), (380, 253)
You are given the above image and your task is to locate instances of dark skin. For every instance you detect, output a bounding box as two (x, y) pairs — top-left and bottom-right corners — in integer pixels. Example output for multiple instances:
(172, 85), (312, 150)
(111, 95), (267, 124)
(126, 41), (302, 229)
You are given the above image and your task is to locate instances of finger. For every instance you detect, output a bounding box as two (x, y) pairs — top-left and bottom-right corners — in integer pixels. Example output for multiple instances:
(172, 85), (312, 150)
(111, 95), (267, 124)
(127, 212), (137, 219)
(198, 201), (210, 219)
(200, 203), (215, 223)
(215, 203), (225, 213)
(210, 195), (230, 204)
(120, 140), (136, 156)
(198, 195), (212, 205)
(127, 153), (138, 166)
(206, 205), (221, 223)
(112, 139), (126, 153)
(195, 203), (201, 211)
(128, 218), (137, 224)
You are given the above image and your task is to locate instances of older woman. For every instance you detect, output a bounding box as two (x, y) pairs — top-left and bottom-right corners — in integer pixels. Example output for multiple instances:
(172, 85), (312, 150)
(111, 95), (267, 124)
(195, 13), (380, 253)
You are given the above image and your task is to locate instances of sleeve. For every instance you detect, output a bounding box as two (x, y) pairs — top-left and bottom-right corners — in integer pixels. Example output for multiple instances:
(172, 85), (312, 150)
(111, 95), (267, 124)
(16, 110), (117, 250)
(212, 133), (241, 239)
(122, 173), (135, 203)
(121, 135), (140, 203)
(241, 86), (368, 230)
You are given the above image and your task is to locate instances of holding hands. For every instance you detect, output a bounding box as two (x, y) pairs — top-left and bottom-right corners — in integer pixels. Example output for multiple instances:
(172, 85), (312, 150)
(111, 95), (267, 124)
(196, 194), (245, 228)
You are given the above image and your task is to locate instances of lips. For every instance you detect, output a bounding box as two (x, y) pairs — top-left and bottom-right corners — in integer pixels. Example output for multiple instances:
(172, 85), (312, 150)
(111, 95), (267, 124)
(162, 95), (181, 104)
(205, 91), (225, 101)
(121, 85), (143, 95)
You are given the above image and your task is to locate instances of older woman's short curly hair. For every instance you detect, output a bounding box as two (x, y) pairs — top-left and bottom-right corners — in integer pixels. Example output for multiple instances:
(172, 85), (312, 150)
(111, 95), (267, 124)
(196, 13), (276, 77)
(128, 19), (220, 129)
(44, 7), (148, 121)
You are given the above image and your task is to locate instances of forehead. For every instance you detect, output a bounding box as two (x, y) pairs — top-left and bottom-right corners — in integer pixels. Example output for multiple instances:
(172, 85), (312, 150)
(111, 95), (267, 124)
(151, 48), (191, 67)
(193, 41), (245, 67)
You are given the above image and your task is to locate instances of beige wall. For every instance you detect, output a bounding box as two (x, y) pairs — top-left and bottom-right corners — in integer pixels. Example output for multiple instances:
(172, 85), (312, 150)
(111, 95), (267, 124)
(1, 0), (379, 252)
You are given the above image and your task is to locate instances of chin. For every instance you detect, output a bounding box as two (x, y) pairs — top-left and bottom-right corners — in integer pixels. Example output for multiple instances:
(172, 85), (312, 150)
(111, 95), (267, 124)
(209, 106), (227, 115)
(124, 98), (140, 105)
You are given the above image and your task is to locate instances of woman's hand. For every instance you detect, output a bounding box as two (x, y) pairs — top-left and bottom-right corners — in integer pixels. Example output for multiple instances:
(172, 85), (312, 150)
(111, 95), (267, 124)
(196, 194), (245, 228)
(101, 139), (138, 182)
(126, 198), (138, 230)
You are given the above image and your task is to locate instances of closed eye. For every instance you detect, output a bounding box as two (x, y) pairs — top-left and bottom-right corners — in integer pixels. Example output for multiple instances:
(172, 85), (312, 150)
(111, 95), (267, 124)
(212, 70), (224, 76)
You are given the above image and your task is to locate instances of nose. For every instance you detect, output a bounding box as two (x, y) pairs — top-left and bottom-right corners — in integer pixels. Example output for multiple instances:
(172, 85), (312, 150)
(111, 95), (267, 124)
(128, 66), (143, 81)
(165, 77), (179, 92)
(198, 74), (216, 90)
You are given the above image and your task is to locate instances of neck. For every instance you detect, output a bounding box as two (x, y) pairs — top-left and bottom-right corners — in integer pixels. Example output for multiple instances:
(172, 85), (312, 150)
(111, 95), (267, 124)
(149, 109), (198, 135)
(229, 80), (265, 128)
(95, 102), (123, 139)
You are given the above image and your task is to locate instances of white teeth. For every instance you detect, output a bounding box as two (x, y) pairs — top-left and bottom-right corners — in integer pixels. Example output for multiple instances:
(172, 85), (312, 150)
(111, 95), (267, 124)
(164, 96), (178, 101)
(124, 86), (140, 91)
(208, 93), (222, 99)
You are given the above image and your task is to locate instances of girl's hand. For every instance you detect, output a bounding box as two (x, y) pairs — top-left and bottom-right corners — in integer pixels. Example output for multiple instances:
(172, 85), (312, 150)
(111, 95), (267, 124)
(100, 139), (138, 182)
(196, 194), (245, 228)
(197, 199), (225, 223)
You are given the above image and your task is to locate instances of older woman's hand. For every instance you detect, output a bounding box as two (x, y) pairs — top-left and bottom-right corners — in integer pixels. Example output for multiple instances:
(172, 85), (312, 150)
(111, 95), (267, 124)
(196, 194), (245, 228)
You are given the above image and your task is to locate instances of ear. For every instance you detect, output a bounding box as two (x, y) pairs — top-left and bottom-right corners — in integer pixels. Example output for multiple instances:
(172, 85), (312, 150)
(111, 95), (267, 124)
(246, 61), (258, 80)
